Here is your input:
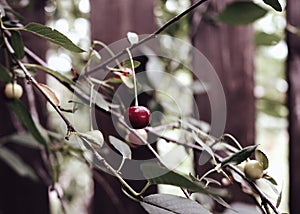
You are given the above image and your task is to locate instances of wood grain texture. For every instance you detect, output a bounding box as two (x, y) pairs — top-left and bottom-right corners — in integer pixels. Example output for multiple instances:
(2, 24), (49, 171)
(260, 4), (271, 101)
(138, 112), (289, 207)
(192, 0), (255, 207)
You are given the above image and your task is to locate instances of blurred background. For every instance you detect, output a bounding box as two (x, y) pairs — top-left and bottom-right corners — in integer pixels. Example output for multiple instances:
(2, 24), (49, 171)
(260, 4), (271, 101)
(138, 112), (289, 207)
(0, 0), (298, 213)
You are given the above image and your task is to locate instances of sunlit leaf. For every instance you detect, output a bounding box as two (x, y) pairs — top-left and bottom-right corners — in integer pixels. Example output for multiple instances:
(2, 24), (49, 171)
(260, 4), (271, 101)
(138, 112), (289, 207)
(8, 99), (47, 147)
(120, 75), (134, 88)
(255, 150), (269, 170)
(218, 2), (267, 25)
(122, 59), (141, 69)
(221, 145), (258, 167)
(109, 136), (131, 159)
(140, 194), (211, 214)
(38, 83), (60, 106)
(24, 64), (76, 86)
(10, 30), (24, 59)
(263, 0), (282, 12)
(255, 31), (281, 46)
(78, 130), (104, 149)
(0, 147), (38, 180)
(23, 22), (85, 53)
(92, 89), (111, 111)
(107, 77), (123, 84)
(192, 131), (216, 165)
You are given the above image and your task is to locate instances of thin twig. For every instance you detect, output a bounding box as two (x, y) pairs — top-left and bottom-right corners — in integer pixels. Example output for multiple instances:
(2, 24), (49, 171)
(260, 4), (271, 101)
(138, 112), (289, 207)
(3, 34), (76, 136)
(147, 127), (280, 214)
(22, 45), (280, 213)
(4, 2), (280, 211)
(85, 0), (209, 76)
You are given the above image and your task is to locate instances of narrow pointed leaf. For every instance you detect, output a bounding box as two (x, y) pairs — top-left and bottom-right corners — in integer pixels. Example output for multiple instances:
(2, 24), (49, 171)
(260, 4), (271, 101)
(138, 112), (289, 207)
(263, 0), (282, 12)
(276, 189), (282, 208)
(8, 99), (47, 147)
(38, 83), (60, 106)
(0, 133), (41, 149)
(10, 30), (24, 59)
(122, 59), (141, 69)
(263, 174), (278, 185)
(0, 64), (12, 82)
(109, 136), (131, 159)
(255, 150), (269, 170)
(192, 131), (216, 164)
(141, 194), (211, 214)
(78, 130), (104, 149)
(0, 147), (38, 180)
(254, 31), (281, 46)
(209, 195), (232, 209)
(23, 22), (85, 53)
(140, 162), (224, 196)
(221, 145), (258, 167)
(93, 89), (110, 111)
(218, 2), (267, 25)
(120, 75), (134, 88)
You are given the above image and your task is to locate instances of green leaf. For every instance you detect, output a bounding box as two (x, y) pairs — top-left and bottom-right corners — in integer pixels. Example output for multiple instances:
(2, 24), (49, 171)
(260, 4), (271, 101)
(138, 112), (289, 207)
(255, 150), (269, 170)
(25, 64), (76, 86)
(93, 89), (110, 111)
(122, 59), (141, 69)
(276, 188), (282, 208)
(140, 194), (212, 214)
(120, 75), (134, 88)
(78, 130), (104, 148)
(23, 22), (85, 53)
(0, 63), (12, 83)
(10, 30), (25, 59)
(192, 131), (216, 165)
(0, 133), (41, 149)
(263, 174), (278, 185)
(107, 77), (123, 84)
(109, 136), (131, 159)
(8, 99), (47, 147)
(263, 0), (282, 12)
(141, 163), (223, 196)
(28, 65), (114, 111)
(210, 195), (232, 210)
(0, 147), (38, 181)
(255, 31), (281, 46)
(218, 2), (267, 25)
(221, 145), (258, 167)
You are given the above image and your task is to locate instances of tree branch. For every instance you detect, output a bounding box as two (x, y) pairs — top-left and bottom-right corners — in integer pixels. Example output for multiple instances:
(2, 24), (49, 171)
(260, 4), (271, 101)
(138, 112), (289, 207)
(85, 0), (209, 76)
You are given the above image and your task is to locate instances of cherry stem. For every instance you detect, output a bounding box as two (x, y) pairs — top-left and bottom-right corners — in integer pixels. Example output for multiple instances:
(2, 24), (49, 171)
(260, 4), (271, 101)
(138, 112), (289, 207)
(85, 0), (209, 76)
(92, 40), (122, 69)
(126, 48), (138, 106)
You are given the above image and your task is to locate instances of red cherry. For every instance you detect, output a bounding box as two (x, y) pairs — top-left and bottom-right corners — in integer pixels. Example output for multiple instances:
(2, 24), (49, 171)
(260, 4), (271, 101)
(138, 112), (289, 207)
(125, 106), (151, 129)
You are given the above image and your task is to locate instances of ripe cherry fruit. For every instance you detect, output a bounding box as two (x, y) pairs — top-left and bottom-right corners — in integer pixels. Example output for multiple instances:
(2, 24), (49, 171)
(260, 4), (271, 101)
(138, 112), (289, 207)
(4, 82), (23, 99)
(125, 106), (151, 129)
